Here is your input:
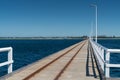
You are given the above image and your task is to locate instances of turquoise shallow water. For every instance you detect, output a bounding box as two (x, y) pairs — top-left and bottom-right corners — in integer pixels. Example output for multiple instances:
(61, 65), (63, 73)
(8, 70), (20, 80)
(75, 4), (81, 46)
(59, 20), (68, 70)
(0, 39), (82, 77)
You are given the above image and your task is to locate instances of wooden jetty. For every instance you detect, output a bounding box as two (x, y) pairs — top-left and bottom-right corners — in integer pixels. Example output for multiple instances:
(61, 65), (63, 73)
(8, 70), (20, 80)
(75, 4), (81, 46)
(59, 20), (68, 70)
(1, 40), (101, 80)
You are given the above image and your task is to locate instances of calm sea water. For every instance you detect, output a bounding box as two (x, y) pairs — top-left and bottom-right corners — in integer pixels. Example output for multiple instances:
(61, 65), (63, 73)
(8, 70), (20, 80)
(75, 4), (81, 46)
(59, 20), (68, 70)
(0, 39), (120, 77)
(0, 39), (82, 77)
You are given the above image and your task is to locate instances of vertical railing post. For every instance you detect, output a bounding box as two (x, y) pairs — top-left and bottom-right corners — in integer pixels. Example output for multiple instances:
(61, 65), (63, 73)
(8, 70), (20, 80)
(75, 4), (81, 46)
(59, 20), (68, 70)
(101, 49), (104, 71)
(8, 47), (13, 73)
(105, 50), (110, 78)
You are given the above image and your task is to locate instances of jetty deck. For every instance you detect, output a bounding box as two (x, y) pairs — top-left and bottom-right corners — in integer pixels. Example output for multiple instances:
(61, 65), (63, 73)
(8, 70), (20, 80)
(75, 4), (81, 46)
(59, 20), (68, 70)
(2, 40), (100, 80)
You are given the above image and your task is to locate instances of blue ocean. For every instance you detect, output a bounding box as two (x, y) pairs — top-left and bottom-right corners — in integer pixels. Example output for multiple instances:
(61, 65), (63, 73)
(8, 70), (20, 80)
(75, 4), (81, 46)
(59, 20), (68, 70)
(0, 39), (120, 77)
(0, 39), (82, 77)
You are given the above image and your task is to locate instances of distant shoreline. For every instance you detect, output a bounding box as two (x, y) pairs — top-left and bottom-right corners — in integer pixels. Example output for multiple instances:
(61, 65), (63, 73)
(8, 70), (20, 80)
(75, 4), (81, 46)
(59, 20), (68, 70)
(0, 37), (120, 40)
(92, 37), (120, 40)
(0, 37), (84, 40)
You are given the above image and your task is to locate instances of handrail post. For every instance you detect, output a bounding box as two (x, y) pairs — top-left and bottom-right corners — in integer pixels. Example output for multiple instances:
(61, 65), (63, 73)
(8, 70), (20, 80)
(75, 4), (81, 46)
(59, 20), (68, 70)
(90, 39), (120, 78)
(101, 49), (104, 71)
(8, 47), (13, 73)
(105, 50), (110, 78)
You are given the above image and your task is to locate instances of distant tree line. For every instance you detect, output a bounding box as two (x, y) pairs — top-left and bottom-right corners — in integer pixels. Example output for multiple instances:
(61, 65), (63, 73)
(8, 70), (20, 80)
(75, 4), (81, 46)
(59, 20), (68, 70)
(0, 35), (120, 39)
(91, 35), (120, 38)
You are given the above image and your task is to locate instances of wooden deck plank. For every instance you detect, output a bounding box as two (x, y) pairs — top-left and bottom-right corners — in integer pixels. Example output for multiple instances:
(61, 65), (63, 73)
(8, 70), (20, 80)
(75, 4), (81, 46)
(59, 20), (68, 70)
(59, 41), (99, 80)
(29, 41), (84, 80)
(1, 40), (100, 80)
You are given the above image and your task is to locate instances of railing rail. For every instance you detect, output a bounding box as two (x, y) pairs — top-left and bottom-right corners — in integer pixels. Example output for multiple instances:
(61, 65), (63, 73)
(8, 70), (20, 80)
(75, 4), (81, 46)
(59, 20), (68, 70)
(0, 47), (13, 74)
(90, 39), (120, 78)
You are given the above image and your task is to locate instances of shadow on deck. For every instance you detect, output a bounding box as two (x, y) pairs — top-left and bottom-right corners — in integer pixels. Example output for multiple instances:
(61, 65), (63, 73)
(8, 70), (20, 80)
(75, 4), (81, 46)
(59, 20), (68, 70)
(86, 43), (101, 80)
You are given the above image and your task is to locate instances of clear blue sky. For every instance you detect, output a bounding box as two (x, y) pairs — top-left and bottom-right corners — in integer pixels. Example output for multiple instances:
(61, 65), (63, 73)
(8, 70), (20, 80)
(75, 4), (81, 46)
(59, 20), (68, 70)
(0, 0), (120, 37)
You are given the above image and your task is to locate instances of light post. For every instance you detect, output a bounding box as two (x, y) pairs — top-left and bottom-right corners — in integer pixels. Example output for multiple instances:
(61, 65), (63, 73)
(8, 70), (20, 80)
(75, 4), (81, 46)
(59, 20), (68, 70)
(90, 21), (93, 40)
(91, 4), (98, 42)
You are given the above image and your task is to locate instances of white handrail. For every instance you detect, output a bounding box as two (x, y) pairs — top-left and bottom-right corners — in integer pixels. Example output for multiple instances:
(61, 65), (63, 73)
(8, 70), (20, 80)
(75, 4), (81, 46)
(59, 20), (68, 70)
(90, 39), (120, 78)
(0, 47), (13, 74)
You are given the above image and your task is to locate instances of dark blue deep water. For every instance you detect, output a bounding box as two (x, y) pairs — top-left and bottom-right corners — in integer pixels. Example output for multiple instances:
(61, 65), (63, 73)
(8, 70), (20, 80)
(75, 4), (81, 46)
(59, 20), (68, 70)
(1, 39), (120, 78)
(98, 39), (120, 77)
(0, 39), (82, 77)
